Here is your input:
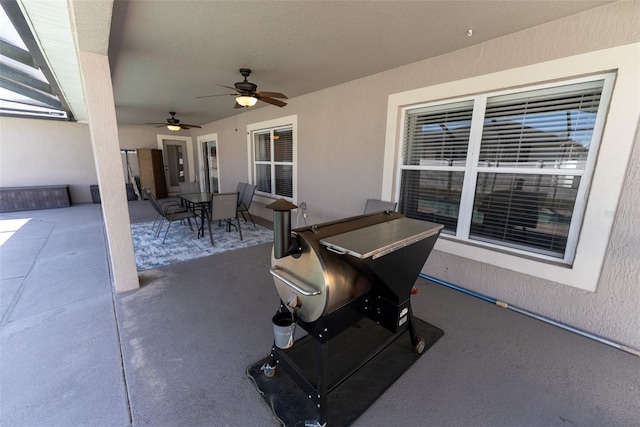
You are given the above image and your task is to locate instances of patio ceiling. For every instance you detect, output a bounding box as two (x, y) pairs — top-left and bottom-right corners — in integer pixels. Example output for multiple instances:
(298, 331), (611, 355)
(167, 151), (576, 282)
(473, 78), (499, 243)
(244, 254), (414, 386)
(10, 0), (616, 128)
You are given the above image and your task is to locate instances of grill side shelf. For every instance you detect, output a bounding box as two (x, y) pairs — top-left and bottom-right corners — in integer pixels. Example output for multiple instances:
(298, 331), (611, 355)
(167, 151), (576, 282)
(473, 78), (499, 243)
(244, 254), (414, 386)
(320, 217), (443, 260)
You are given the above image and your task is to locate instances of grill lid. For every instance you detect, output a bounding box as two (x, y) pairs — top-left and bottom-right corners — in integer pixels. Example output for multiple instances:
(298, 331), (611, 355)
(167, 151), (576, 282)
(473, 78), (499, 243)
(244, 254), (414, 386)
(320, 217), (443, 260)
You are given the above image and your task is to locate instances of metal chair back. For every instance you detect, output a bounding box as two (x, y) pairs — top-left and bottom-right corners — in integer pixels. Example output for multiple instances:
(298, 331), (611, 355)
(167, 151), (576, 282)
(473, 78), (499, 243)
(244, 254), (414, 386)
(179, 181), (199, 194)
(238, 184), (257, 225)
(207, 192), (243, 245)
(364, 198), (397, 214)
(210, 192), (238, 222)
(236, 182), (248, 204)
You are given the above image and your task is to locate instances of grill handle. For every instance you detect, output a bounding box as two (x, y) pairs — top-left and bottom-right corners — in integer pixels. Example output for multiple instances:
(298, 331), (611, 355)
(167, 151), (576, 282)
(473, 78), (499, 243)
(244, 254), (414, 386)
(325, 246), (347, 255)
(270, 266), (321, 296)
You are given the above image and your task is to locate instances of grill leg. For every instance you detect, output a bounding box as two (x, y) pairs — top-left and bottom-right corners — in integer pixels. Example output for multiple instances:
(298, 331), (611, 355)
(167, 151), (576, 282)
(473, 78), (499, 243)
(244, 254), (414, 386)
(261, 347), (278, 378)
(407, 304), (426, 354)
(262, 304), (292, 377)
(314, 340), (329, 426)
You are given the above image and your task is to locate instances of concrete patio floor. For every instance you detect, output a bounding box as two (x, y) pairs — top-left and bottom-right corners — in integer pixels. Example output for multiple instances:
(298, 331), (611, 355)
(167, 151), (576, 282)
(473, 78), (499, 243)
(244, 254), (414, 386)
(1, 201), (639, 426)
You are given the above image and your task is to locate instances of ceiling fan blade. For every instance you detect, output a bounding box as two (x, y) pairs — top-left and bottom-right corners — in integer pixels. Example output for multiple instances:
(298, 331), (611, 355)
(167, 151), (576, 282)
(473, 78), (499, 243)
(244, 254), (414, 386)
(196, 93), (236, 99)
(145, 122), (167, 125)
(218, 84), (240, 92)
(256, 91), (288, 99)
(233, 102), (243, 109)
(180, 124), (202, 129)
(258, 97), (287, 107)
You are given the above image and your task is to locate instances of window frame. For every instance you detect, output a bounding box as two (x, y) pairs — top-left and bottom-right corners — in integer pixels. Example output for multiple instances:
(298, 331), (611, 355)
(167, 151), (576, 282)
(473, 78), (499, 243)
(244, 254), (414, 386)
(397, 75), (613, 265)
(246, 115), (298, 204)
(382, 44), (640, 292)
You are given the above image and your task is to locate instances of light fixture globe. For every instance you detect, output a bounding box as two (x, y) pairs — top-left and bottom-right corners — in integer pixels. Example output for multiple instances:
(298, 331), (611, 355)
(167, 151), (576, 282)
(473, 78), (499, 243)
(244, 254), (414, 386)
(167, 124), (181, 132)
(236, 95), (258, 107)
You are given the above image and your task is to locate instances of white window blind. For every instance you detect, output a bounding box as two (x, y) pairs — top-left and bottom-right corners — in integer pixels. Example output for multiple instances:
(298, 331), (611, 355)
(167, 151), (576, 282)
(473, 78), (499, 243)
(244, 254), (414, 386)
(254, 126), (293, 198)
(403, 100), (473, 167)
(399, 77), (609, 262)
(399, 101), (473, 233)
(478, 81), (600, 169)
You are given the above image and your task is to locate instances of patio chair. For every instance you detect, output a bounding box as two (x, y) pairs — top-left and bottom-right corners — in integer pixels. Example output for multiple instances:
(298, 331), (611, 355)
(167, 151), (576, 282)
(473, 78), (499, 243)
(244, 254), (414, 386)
(207, 192), (243, 246)
(142, 188), (180, 231)
(238, 183), (257, 226)
(144, 188), (197, 243)
(143, 187), (170, 232)
(179, 181), (200, 194)
(236, 181), (248, 203)
(364, 198), (397, 214)
(219, 181), (247, 227)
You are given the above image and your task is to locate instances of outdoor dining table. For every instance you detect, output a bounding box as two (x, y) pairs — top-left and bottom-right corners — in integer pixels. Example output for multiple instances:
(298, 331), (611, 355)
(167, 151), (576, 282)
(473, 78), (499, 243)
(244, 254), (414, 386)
(178, 192), (212, 237)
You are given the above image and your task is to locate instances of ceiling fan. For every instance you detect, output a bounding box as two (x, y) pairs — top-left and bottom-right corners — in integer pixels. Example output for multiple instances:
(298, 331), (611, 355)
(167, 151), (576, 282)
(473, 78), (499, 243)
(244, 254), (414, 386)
(146, 112), (202, 132)
(197, 68), (288, 108)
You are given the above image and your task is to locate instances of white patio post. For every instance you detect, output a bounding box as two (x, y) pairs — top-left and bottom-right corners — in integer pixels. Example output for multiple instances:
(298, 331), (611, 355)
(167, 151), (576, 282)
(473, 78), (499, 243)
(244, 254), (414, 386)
(78, 51), (139, 293)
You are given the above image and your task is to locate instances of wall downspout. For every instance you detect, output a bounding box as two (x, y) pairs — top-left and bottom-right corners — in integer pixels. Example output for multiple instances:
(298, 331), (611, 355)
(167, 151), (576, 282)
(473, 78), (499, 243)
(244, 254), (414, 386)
(419, 273), (640, 358)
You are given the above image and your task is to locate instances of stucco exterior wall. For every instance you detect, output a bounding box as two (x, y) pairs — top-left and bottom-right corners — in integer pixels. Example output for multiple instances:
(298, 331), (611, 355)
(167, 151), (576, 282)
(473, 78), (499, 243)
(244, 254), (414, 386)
(0, 121), (181, 203)
(190, 1), (640, 348)
(0, 117), (97, 203)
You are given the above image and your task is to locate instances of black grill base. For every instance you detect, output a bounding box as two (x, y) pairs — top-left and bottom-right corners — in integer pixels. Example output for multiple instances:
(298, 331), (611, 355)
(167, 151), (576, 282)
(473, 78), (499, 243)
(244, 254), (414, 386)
(246, 317), (443, 427)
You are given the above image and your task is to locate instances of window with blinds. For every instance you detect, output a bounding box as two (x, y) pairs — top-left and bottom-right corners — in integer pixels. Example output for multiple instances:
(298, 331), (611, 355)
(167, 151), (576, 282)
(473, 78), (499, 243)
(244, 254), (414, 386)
(398, 76), (610, 262)
(254, 126), (294, 199)
(399, 100), (473, 232)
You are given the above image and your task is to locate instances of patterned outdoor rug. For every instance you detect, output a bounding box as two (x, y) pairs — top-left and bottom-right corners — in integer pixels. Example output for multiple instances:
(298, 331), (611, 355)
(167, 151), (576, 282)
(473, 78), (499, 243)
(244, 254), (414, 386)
(131, 220), (273, 271)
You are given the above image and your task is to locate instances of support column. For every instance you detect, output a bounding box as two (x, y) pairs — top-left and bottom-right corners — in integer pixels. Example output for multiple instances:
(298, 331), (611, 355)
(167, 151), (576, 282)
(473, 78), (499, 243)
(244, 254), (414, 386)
(78, 51), (139, 293)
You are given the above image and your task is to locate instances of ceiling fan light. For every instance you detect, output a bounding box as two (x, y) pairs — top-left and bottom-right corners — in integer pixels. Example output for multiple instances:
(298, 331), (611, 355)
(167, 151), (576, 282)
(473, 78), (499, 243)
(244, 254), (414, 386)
(167, 124), (181, 132)
(236, 95), (257, 107)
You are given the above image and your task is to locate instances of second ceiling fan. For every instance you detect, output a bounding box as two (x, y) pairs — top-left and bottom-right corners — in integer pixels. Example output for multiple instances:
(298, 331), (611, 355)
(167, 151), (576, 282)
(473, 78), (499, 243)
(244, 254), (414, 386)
(198, 68), (288, 108)
(146, 112), (201, 132)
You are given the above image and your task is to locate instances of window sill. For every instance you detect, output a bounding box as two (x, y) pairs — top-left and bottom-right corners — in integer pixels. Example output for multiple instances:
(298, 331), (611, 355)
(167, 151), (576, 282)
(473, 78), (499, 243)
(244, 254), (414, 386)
(439, 234), (572, 268)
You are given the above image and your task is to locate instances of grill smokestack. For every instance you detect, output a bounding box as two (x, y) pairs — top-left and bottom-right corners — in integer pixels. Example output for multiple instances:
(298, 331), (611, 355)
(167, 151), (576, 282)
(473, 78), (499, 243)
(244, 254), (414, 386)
(266, 199), (300, 259)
